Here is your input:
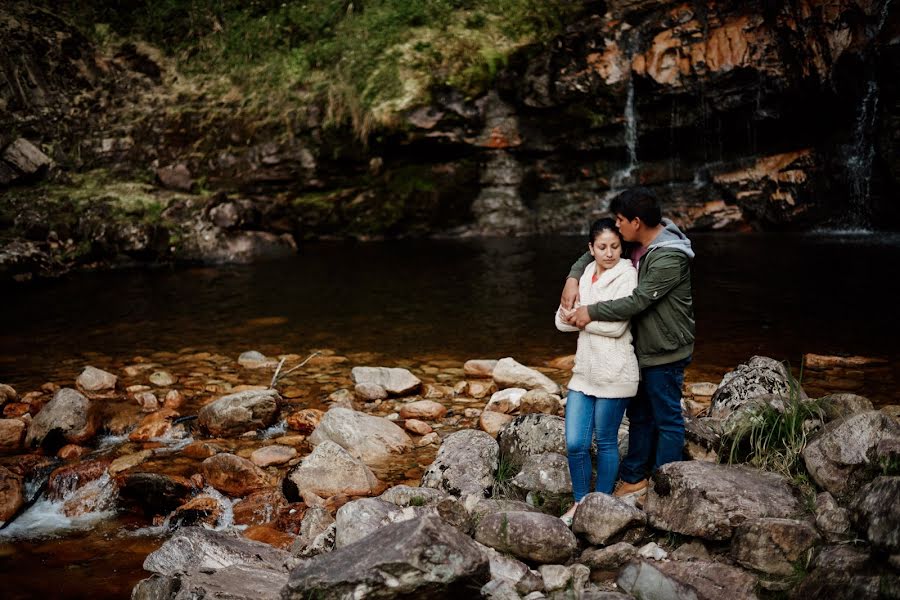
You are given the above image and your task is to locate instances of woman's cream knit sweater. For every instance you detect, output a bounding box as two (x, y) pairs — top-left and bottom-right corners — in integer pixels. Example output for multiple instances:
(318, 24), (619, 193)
(555, 258), (639, 398)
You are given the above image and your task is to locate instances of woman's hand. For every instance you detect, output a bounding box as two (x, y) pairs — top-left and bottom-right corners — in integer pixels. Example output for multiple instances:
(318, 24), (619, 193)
(561, 278), (580, 310)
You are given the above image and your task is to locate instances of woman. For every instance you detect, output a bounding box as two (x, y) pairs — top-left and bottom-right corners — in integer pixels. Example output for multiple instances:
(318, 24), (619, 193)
(556, 218), (639, 525)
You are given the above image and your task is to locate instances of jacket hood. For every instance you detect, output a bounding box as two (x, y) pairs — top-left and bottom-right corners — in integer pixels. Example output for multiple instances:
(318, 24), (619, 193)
(648, 218), (695, 259)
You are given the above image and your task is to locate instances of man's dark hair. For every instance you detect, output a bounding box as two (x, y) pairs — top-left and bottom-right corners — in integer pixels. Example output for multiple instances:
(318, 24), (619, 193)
(609, 187), (662, 227)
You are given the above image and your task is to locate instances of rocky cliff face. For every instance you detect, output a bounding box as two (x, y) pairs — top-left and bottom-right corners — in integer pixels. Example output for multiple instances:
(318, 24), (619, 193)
(1, 0), (897, 277)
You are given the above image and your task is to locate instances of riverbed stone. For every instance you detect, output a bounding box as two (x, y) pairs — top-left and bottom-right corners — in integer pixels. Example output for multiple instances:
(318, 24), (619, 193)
(646, 461), (803, 540)
(398, 399), (447, 420)
(308, 407), (412, 465)
(200, 453), (272, 497)
(519, 390), (561, 415)
(284, 440), (383, 499)
(465, 359), (498, 378)
(497, 414), (567, 468)
(26, 388), (99, 449)
(404, 418), (432, 435)
(149, 370), (176, 386)
(116, 472), (196, 516)
(76, 366), (117, 392)
(284, 408), (322, 434)
(486, 388), (527, 414)
(802, 410), (900, 499)
(334, 497), (397, 548)
(617, 559), (758, 600)
(421, 429), (499, 497)
(282, 514), (489, 599)
(480, 410), (514, 436)
(350, 366), (421, 395)
(250, 444), (297, 467)
(128, 407), (178, 441)
(711, 355), (802, 420)
(510, 452), (572, 505)
(493, 358), (560, 394)
(0, 418), (25, 454)
(354, 382), (387, 401)
(475, 510), (577, 564)
(198, 389), (280, 436)
(850, 476), (900, 552)
(730, 517), (821, 576)
(572, 493), (646, 545)
(238, 351), (270, 368)
(232, 488), (288, 526)
(0, 465), (24, 522)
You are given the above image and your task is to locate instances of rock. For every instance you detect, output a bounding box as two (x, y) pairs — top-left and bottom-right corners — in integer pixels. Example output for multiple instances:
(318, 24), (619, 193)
(243, 525), (296, 550)
(132, 566), (287, 600)
(480, 578), (523, 599)
(128, 408), (179, 441)
(163, 390), (185, 409)
(540, 564), (572, 593)
(479, 543), (544, 595)
(465, 359), (498, 378)
(231, 488), (288, 527)
(250, 445), (297, 467)
(76, 366), (117, 392)
(354, 382), (387, 401)
(670, 540), (712, 562)
(284, 440), (383, 499)
(334, 497), (397, 548)
(327, 389), (355, 406)
(116, 472), (196, 516)
(580, 542), (638, 572)
(149, 371), (176, 386)
(170, 496), (224, 529)
(109, 449), (154, 475)
(282, 514), (489, 599)
(572, 493), (646, 545)
(134, 391), (159, 412)
(466, 380), (495, 399)
(156, 163), (193, 192)
(25, 388), (99, 449)
(814, 492), (851, 541)
(850, 476), (900, 552)
(793, 545), (892, 599)
(638, 542), (669, 561)
(475, 511), (577, 564)
(1, 138), (51, 184)
(480, 410), (514, 436)
(730, 517), (820, 576)
(468, 498), (543, 521)
(47, 459), (111, 500)
(198, 389), (281, 437)
(292, 506), (335, 550)
(285, 408), (322, 434)
(238, 351), (270, 368)
(493, 358), (560, 394)
(308, 407), (412, 465)
(421, 429), (499, 497)
(398, 399), (447, 420)
(404, 418), (432, 435)
(617, 559), (758, 600)
(802, 410), (900, 499)
(379, 485), (448, 507)
(711, 356), (803, 419)
(510, 452), (572, 509)
(646, 461), (803, 540)
(0, 384), (16, 403)
(57, 444), (89, 460)
(818, 393), (874, 422)
(0, 466), (24, 521)
(0, 419), (26, 454)
(519, 390), (561, 415)
(350, 366), (421, 395)
(200, 453), (272, 497)
(497, 414), (567, 468)
(486, 388), (527, 414)
(143, 526), (292, 576)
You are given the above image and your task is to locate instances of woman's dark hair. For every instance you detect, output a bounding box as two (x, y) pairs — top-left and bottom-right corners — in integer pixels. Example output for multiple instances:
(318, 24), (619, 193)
(589, 218), (622, 244)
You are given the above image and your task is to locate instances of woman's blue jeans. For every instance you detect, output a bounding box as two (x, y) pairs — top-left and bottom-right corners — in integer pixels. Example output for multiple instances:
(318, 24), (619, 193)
(565, 390), (630, 501)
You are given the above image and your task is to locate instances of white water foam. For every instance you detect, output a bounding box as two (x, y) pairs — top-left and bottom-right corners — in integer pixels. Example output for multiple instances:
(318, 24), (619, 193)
(259, 420), (288, 440)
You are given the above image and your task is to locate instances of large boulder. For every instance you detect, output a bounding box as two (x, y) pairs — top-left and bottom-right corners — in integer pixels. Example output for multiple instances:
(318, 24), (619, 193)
(0, 466), (24, 522)
(474, 511), (577, 564)
(25, 388), (99, 449)
(133, 565), (287, 600)
(617, 559), (759, 600)
(711, 356), (802, 420)
(497, 414), (566, 468)
(793, 545), (897, 599)
(492, 357), (560, 394)
(200, 453), (273, 497)
(198, 389), (280, 436)
(572, 493), (646, 545)
(308, 407), (412, 465)
(284, 440), (383, 499)
(646, 461), (803, 540)
(421, 429), (499, 497)
(802, 410), (900, 499)
(333, 497), (397, 548)
(850, 476), (900, 552)
(350, 366), (421, 395)
(282, 514), (489, 599)
(730, 518), (821, 576)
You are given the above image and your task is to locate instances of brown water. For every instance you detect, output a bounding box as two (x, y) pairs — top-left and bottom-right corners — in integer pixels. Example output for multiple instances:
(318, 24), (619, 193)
(1, 232), (899, 598)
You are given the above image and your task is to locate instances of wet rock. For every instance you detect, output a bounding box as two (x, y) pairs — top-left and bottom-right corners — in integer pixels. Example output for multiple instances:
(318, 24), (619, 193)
(0, 466), (24, 522)
(421, 429), (499, 497)
(334, 497), (397, 547)
(475, 510), (577, 564)
(61, 472), (117, 517)
(353, 383), (386, 402)
(617, 559), (758, 600)
(291, 506), (335, 553)
(57, 444), (89, 460)
(156, 163), (193, 192)
(47, 459), (111, 500)
(76, 366), (117, 392)
(250, 445), (297, 467)
(818, 393), (874, 422)
(170, 495), (224, 529)
(183, 229), (297, 265)
(308, 407), (412, 465)
(710, 356), (803, 420)
(398, 399), (447, 420)
(149, 371), (176, 387)
(181, 441), (223, 459)
(26, 388), (99, 449)
(572, 493), (646, 545)
(850, 476), (900, 552)
(117, 472), (196, 516)
(486, 388), (527, 414)
(730, 517), (820, 576)
(404, 418), (432, 435)
(163, 390), (185, 409)
(646, 461), (802, 540)
(350, 366), (421, 396)
(200, 453), (272, 497)
(519, 390), (561, 415)
(242, 525), (295, 550)
(327, 389), (355, 406)
(109, 449), (154, 475)
(814, 492), (851, 541)
(497, 414), (567, 469)
(238, 351), (270, 368)
(480, 410), (514, 436)
(802, 410), (900, 499)
(284, 408), (322, 434)
(233, 488), (288, 527)
(282, 514), (489, 599)
(493, 358), (560, 394)
(466, 380), (495, 399)
(284, 440), (383, 499)
(198, 389), (281, 437)
(128, 407), (179, 441)
(510, 452), (572, 507)
(580, 542), (638, 572)
(422, 383), (455, 399)
(0, 418), (25, 454)
(465, 359), (498, 378)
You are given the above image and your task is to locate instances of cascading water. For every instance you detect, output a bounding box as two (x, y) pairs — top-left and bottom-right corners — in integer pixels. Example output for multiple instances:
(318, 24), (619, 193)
(608, 37), (641, 196)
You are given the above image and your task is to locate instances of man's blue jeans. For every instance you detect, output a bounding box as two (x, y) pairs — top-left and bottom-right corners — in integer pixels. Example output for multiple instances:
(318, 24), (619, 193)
(565, 390), (630, 500)
(619, 357), (690, 483)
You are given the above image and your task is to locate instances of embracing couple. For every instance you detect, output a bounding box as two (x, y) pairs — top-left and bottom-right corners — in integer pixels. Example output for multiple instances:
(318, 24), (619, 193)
(555, 187), (695, 525)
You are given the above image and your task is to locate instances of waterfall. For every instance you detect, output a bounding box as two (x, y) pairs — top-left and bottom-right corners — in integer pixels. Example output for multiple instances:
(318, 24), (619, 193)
(609, 40), (641, 192)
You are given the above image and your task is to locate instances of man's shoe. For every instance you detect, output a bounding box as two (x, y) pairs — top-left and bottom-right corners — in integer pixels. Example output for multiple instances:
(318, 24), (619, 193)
(613, 479), (648, 500)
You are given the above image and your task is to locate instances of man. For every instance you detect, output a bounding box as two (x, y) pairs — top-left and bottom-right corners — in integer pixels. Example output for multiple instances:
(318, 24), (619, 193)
(561, 187), (695, 501)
